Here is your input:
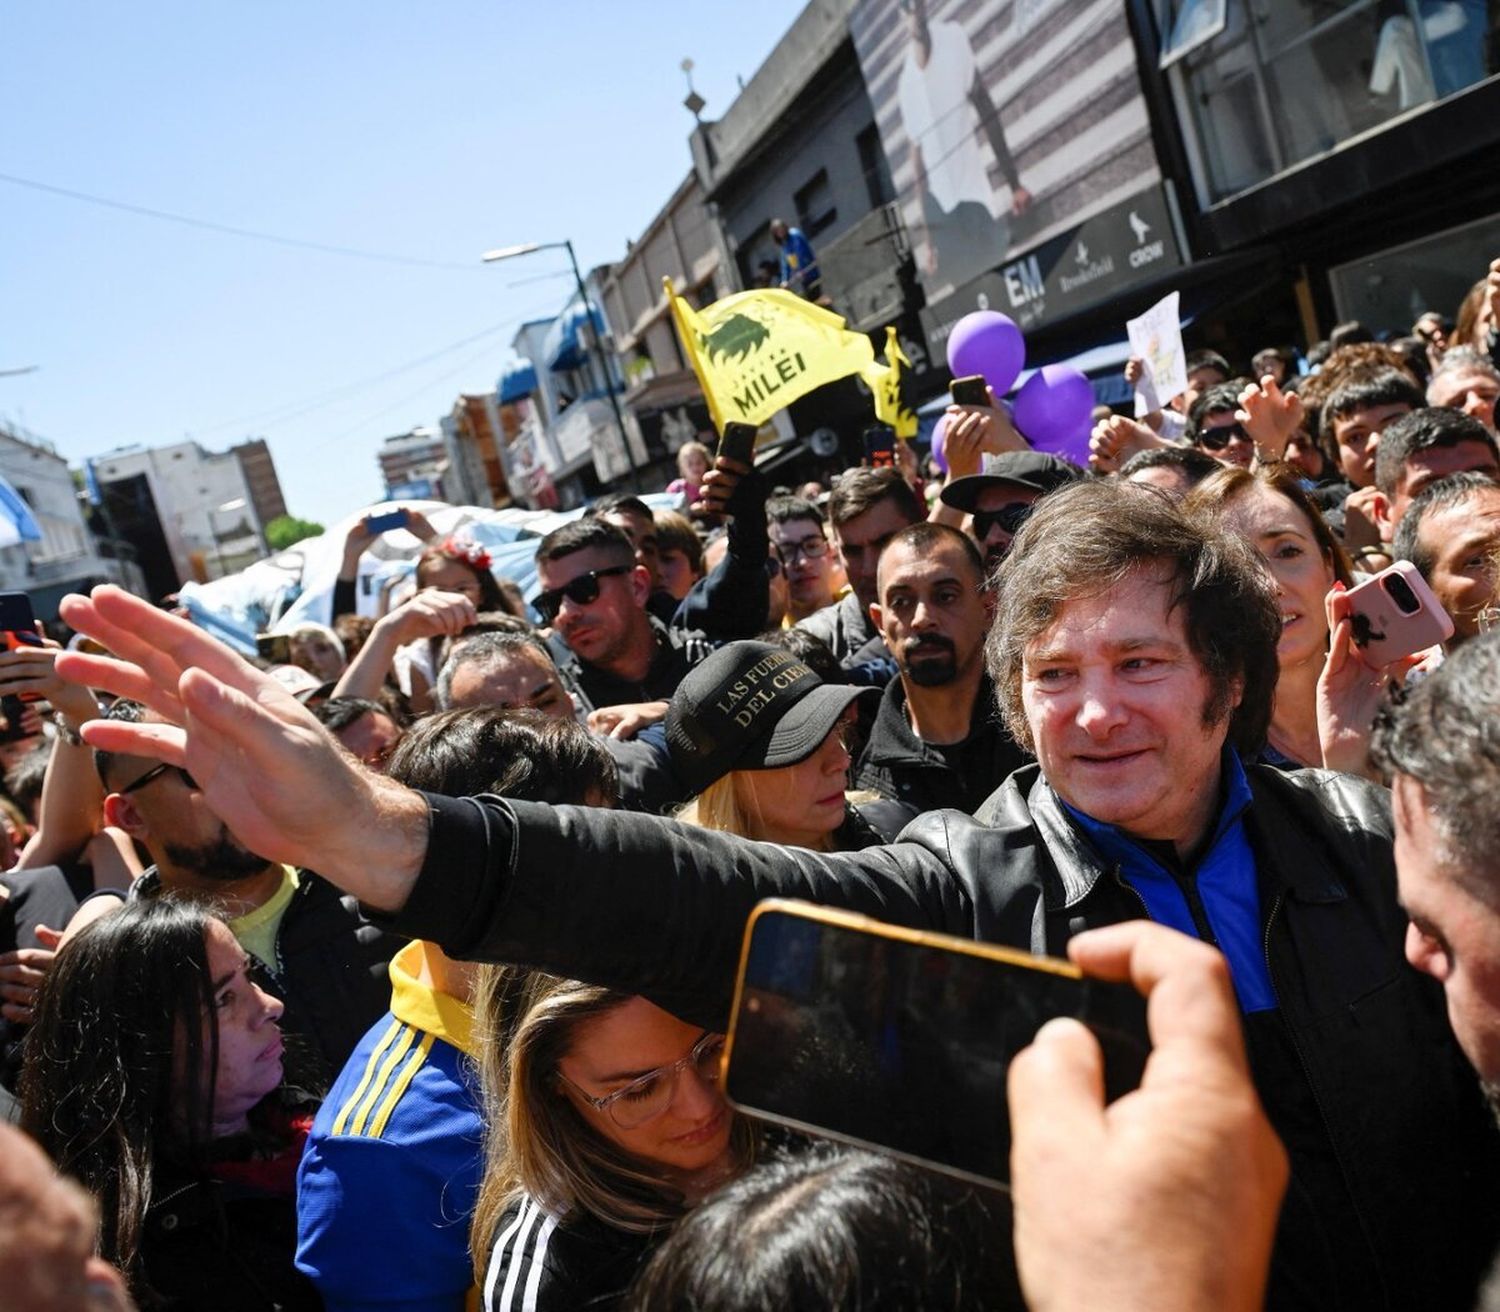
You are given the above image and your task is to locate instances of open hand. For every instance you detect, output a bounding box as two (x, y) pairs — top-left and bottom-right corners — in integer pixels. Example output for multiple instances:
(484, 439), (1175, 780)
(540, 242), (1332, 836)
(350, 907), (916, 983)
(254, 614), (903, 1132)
(57, 587), (428, 908)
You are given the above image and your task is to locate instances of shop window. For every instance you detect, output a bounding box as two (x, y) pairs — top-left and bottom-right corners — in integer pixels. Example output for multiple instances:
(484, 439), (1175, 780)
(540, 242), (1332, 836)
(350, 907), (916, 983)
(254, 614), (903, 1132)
(794, 169), (838, 239)
(1161, 0), (1497, 206)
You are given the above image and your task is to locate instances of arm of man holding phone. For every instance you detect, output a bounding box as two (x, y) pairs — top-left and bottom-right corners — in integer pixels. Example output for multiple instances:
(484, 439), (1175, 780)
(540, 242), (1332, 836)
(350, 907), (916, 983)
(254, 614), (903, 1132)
(57, 588), (962, 1029)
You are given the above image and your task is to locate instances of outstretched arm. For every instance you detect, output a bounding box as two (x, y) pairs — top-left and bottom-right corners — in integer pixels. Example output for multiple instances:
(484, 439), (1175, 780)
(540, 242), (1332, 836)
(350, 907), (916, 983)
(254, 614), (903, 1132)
(56, 588), (960, 1020)
(57, 587), (429, 909)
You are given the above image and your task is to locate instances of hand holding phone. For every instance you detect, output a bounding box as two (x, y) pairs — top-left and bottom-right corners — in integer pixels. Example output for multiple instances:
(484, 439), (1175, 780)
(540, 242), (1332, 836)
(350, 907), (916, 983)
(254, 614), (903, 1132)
(716, 423), (757, 469)
(949, 374), (992, 408)
(365, 508), (410, 535)
(1340, 562), (1453, 667)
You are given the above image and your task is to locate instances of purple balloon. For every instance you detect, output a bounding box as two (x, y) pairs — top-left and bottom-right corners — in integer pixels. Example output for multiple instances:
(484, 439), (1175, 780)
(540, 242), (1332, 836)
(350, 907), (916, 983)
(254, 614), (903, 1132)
(946, 311), (1025, 397)
(1011, 365), (1094, 466)
(929, 412), (951, 474)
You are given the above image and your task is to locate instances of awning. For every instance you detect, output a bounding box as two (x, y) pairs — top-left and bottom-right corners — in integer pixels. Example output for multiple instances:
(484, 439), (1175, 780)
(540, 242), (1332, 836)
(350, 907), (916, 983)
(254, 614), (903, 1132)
(497, 360), (538, 404)
(544, 303), (608, 373)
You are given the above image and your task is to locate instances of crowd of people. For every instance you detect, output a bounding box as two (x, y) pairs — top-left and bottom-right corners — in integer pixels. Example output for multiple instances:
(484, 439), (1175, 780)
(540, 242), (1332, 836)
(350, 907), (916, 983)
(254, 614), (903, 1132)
(5, 258), (1500, 1310)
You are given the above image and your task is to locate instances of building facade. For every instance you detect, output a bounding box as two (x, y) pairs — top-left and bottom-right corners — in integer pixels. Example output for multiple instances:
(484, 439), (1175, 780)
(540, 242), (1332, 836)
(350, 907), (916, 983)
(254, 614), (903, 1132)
(0, 425), (145, 616)
(92, 440), (263, 596)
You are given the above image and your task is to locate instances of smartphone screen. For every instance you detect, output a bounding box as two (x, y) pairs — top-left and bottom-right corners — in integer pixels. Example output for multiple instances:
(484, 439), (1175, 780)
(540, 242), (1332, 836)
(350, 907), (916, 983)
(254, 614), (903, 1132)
(366, 508), (409, 534)
(717, 423), (757, 467)
(255, 633), (291, 665)
(949, 374), (990, 407)
(862, 424), (896, 469)
(724, 901), (1149, 1188)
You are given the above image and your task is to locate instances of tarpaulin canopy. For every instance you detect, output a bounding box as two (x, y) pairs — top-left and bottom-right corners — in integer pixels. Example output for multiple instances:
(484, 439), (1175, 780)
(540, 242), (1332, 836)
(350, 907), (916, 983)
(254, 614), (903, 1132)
(544, 303), (607, 373)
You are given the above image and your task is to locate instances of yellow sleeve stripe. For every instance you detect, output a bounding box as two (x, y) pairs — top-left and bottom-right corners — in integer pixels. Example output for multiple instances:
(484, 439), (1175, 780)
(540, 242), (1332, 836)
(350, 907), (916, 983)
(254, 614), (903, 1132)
(345, 1023), (418, 1139)
(331, 1018), (406, 1137)
(370, 1032), (435, 1140)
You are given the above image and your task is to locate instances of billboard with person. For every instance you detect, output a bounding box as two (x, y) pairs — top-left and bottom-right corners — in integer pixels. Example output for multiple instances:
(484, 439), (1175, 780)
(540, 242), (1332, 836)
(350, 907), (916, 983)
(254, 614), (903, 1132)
(850, 0), (1165, 312)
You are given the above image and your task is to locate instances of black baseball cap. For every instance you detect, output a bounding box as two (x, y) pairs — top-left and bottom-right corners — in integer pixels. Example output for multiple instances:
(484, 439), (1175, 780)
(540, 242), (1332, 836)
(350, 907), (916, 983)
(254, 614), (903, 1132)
(664, 642), (877, 797)
(939, 451), (1084, 514)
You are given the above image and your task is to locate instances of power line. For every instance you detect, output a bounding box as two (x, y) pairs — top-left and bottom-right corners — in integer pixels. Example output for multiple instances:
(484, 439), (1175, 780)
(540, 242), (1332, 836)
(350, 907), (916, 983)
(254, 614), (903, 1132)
(190, 309), (552, 438)
(0, 170), (482, 271)
(312, 338), (514, 450)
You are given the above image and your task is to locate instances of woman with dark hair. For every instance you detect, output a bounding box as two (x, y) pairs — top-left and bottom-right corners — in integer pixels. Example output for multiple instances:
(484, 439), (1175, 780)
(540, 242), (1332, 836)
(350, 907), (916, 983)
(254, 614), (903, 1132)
(1187, 464), (1404, 775)
(21, 898), (318, 1311)
(415, 535), (514, 614)
(473, 975), (756, 1312)
(624, 1144), (1015, 1311)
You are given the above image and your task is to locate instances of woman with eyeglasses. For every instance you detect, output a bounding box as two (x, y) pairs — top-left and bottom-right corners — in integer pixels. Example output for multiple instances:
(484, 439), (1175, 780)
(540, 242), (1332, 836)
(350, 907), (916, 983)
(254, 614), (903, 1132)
(472, 975), (754, 1312)
(21, 898), (320, 1311)
(668, 640), (890, 851)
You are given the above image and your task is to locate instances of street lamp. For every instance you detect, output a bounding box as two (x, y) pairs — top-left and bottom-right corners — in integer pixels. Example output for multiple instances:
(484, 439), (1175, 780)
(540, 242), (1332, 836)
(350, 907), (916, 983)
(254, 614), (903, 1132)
(481, 239), (637, 476)
(208, 497), (248, 579)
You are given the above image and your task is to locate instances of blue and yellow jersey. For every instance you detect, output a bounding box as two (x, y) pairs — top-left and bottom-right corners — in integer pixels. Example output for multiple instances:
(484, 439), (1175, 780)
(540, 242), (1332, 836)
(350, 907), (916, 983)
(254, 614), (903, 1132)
(296, 941), (484, 1312)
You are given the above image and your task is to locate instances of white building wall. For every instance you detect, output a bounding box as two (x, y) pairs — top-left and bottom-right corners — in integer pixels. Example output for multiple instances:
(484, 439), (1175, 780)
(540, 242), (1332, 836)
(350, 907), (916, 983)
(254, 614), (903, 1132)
(95, 442), (263, 582)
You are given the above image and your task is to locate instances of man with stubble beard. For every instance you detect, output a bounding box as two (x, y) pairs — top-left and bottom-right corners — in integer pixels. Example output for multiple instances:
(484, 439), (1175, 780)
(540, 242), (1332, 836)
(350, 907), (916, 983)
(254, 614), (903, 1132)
(853, 523), (1026, 815)
(94, 700), (399, 1092)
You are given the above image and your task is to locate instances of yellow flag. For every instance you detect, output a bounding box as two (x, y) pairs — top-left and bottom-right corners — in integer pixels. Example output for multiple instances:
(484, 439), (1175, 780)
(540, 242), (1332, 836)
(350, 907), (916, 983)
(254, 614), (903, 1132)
(666, 278), (875, 432)
(862, 325), (918, 439)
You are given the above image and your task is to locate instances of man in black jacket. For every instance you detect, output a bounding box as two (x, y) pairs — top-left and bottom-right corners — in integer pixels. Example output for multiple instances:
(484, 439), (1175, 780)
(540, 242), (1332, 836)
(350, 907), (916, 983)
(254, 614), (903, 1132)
(854, 522), (1025, 816)
(58, 481), (1500, 1311)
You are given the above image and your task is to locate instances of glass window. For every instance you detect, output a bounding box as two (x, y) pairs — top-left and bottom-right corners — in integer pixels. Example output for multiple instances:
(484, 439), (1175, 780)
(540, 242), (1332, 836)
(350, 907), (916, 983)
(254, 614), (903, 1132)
(1164, 0), (1497, 205)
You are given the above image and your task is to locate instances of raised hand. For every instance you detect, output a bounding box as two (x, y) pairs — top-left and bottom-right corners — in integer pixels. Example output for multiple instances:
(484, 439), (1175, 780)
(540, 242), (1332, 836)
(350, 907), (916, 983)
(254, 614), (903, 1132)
(1089, 414), (1170, 474)
(56, 587), (428, 910)
(1237, 377), (1305, 465)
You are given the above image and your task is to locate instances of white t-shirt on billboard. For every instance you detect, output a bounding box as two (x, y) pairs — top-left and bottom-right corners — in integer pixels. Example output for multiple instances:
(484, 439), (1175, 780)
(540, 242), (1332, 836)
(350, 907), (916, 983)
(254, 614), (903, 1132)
(897, 20), (1001, 220)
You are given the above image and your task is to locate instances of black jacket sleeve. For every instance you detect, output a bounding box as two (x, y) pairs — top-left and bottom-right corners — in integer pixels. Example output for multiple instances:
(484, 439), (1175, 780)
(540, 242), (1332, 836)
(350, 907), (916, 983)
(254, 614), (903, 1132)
(390, 794), (969, 1029)
(671, 472), (770, 642)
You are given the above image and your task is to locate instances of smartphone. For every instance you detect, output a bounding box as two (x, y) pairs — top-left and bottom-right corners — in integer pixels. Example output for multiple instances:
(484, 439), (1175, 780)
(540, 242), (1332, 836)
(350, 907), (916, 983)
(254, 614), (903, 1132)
(723, 900), (1150, 1189)
(862, 424), (896, 469)
(255, 632), (292, 665)
(717, 422), (757, 467)
(1345, 561), (1453, 666)
(0, 592), (42, 739)
(949, 374), (991, 407)
(366, 508), (410, 534)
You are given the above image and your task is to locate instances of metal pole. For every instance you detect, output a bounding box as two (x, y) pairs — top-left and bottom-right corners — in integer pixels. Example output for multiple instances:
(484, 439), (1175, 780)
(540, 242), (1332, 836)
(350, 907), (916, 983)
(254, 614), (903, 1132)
(562, 239), (637, 477)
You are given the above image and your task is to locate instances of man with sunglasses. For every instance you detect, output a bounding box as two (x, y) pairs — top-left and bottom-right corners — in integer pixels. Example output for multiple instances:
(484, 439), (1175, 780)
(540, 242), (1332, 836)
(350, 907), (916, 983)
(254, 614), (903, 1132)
(90, 700), (399, 1093)
(1186, 383), (1255, 469)
(938, 450), (1082, 576)
(534, 519), (717, 715)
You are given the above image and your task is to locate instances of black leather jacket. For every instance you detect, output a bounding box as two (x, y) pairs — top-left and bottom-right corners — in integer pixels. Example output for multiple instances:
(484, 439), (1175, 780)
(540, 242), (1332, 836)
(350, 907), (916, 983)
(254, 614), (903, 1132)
(390, 762), (1500, 1311)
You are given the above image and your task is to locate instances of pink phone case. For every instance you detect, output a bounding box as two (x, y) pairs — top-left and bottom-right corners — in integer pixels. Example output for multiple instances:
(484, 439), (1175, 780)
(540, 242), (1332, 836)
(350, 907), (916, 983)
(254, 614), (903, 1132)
(1344, 562), (1453, 666)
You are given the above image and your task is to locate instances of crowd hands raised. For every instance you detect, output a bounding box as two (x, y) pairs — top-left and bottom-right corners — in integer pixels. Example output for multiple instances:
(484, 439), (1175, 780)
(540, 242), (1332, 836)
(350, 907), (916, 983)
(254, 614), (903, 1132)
(4, 260), (1500, 1311)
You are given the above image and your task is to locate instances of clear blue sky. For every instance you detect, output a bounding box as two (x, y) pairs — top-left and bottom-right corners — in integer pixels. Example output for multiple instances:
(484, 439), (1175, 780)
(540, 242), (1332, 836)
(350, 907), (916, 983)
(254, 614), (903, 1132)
(2, 2), (808, 528)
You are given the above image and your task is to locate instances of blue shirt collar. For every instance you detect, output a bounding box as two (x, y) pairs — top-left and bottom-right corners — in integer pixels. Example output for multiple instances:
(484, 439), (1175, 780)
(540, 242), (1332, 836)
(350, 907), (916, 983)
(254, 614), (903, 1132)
(1061, 748), (1252, 868)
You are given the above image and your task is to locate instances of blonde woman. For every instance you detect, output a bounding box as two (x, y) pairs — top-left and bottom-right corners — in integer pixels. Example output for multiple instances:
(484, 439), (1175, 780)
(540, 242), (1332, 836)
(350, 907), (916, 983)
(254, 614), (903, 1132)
(665, 640), (888, 851)
(473, 977), (754, 1311)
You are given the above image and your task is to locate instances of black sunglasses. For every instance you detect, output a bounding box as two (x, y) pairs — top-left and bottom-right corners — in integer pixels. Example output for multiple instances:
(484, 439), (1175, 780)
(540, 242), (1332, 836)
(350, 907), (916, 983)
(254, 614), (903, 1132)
(1196, 421), (1250, 451)
(971, 502), (1035, 540)
(534, 565), (633, 623)
(120, 762), (199, 795)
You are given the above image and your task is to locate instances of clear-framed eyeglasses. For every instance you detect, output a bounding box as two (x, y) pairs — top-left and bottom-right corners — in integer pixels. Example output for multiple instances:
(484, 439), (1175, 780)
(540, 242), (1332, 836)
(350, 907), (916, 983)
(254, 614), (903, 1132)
(558, 1030), (726, 1130)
